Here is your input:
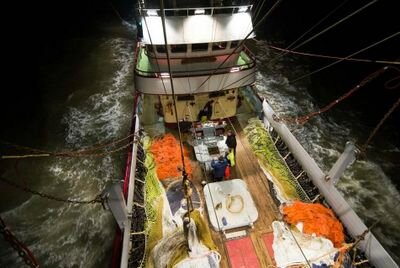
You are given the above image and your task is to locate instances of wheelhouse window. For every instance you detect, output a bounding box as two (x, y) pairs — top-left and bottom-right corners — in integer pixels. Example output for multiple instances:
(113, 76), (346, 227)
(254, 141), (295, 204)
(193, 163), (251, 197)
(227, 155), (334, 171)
(212, 42), (227, 51)
(230, 40), (240, 49)
(192, 43), (209, 52)
(156, 45), (166, 53)
(171, 44), (187, 53)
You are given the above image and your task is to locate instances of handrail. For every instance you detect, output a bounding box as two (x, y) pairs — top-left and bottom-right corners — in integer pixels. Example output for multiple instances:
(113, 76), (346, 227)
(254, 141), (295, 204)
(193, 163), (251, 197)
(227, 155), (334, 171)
(140, 5), (253, 17)
(135, 46), (257, 78)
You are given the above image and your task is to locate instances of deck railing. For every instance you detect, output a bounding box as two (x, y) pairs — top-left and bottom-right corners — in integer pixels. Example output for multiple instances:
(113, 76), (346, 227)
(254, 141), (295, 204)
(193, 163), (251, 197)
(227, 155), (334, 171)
(140, 5), (253, 17)
(134, 45), (256, 78)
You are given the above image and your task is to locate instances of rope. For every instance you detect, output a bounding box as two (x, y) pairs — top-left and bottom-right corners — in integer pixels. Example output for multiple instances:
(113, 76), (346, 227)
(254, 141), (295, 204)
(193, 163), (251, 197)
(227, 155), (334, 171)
(0, 217), (40, 267)
(160, 0), (186, 174)
(225, 195), (244, 214)
(277, 66), (388, 125)
(268, 44), (400, 65)
(0, 176), (105, 205)
(108, 1), (125, 23)
(159, 0), (195, 245)
(1, 141), (134, 159)
(286, 223), (312, 268)
(1, 132), (135, 156)
(252, 0), (268, 26)
(290, 31), (400, 83)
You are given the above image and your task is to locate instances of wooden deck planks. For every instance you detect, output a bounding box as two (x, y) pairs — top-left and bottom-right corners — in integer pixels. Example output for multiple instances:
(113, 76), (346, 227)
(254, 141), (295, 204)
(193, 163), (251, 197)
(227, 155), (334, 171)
(191, 119), (280, 267)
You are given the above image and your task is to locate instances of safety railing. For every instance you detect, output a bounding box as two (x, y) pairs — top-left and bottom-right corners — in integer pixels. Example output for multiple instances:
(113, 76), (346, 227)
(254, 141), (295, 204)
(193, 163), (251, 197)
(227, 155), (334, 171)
(140, 5), (252, 17)
(134, 45), (256, 78)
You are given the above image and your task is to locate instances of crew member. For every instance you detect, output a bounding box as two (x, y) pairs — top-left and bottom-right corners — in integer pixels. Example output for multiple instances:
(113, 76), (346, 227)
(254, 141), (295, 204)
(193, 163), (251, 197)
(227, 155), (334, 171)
(211, 155), (228, 182)
(225, 130), (237, 156)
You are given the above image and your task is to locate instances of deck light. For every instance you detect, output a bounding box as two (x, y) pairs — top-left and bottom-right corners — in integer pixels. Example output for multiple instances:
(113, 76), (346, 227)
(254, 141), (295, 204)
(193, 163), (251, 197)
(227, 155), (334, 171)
(238, 6), (248, 13)
(194, 9), (205, 15)
(230, 67), (240, 73)
(147, 10), (158, 16)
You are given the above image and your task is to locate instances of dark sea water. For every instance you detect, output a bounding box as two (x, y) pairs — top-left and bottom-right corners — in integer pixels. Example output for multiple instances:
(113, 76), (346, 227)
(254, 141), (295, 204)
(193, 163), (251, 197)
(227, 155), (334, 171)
(1, 0), (399, 266)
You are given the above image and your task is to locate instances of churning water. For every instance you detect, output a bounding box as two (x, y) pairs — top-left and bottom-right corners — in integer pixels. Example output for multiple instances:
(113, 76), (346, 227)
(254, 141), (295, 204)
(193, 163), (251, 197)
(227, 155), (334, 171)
(1, 22), (135, 267)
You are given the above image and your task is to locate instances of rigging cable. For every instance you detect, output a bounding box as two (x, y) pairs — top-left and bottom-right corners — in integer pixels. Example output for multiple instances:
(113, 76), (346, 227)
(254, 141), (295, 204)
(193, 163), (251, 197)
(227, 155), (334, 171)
(276, 66), (389, 125)
(289, 31), (400, 84)
(267, 44), (400, 65)
(193, 0), (284, 92)
(138, 4), (169, 96)
(159, 0), (186, 173)
(1, 140), (134, 159)
(251, 0), (268, 26)
(269, 0), (350, 64)
(0, 217), (39, 268)
(159, 0), (194, 238)
(0, 131), (137, 159)
(272, 0), (379, 64)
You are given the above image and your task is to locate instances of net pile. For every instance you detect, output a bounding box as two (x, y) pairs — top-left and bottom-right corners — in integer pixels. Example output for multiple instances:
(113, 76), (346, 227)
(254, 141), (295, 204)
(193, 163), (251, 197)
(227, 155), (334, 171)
(283, 201), (345, 247)
(149, 134), (193, 180)
(244, 118), (305, 201)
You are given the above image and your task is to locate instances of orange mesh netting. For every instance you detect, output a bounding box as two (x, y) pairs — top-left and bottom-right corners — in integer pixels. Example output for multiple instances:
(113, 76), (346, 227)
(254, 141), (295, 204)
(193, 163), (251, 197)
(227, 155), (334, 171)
(283, 201), (344, 247)
(149, 134), (193, 180)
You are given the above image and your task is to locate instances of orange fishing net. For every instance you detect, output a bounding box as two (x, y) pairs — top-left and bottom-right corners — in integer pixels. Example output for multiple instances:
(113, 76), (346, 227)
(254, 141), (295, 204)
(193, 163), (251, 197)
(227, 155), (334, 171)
(149, 134), (193, 180)
(283, 201), (344, 247)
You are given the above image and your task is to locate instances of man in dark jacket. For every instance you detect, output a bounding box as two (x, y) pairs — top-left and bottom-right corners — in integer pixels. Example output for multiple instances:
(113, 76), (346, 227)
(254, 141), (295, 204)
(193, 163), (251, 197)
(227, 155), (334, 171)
(225, 130), (237, 156)
(211, 156), (228, 181)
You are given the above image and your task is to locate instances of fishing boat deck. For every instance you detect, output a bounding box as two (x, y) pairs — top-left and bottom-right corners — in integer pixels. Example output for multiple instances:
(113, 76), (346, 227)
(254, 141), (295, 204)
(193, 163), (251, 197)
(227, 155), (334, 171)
(191, 117), (280, 268)
(141, 94), (280, 267)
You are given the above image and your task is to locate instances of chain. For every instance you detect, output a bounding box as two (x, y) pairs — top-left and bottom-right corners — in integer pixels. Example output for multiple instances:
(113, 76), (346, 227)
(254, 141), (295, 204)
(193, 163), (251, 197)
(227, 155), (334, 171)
(0, 177), (104, 205)
(0, 217), (40, 267)
(1, 134), (136, 159)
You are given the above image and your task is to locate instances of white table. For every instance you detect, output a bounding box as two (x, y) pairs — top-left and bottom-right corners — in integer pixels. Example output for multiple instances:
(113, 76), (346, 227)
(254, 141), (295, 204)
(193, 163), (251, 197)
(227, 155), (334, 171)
(203, 179), (258, 232)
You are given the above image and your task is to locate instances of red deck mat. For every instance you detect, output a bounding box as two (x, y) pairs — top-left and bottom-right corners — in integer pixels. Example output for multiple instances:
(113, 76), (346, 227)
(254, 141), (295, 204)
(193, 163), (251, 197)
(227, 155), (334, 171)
(225, 236), (261, 268)
(262, 232), (275, 260)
